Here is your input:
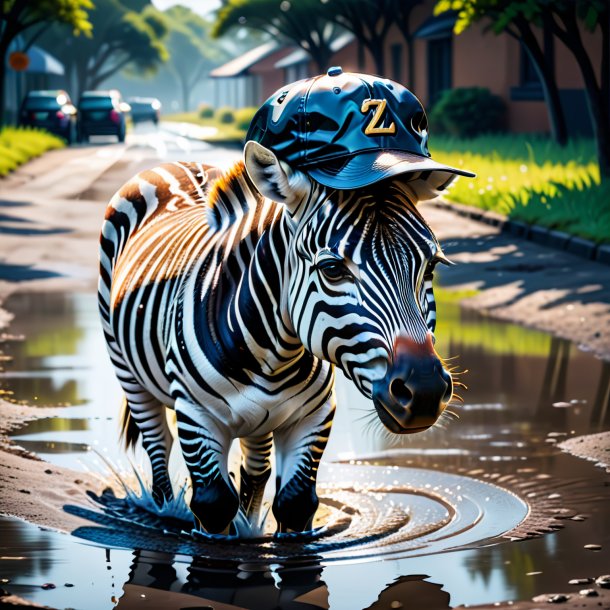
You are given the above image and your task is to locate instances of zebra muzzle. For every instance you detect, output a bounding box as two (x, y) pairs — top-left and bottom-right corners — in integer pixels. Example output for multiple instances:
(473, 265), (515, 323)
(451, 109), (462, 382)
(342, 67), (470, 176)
(372, 334), (453, 434)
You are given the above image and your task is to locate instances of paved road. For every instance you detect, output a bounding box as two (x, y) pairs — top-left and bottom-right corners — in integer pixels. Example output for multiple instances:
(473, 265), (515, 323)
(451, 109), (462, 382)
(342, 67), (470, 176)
(0, 124), (241, 297)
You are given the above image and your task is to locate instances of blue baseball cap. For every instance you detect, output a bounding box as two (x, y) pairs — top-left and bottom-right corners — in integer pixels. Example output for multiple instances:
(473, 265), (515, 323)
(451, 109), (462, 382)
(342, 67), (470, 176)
(246, 67), (475, 191)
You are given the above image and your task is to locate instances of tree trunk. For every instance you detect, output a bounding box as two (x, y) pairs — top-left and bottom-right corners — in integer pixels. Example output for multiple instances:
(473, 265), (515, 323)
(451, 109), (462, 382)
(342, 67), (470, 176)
(371, 41), (385, 76)
(524, 44), (568, 146)
(516, 21), (568, 146)
(406, 34), (415, 90)
(181, 77), (190, 112)
(0, 62), (7, 127)
(551, 10), (610, 180)
(574, 51), (610, 180)
(0, 38), (11, 127)
(357, 40), (365, 72)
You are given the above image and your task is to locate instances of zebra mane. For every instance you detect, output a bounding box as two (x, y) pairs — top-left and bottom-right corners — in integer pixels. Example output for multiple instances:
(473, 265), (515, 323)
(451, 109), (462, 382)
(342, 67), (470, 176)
(206, 161), (263, 231)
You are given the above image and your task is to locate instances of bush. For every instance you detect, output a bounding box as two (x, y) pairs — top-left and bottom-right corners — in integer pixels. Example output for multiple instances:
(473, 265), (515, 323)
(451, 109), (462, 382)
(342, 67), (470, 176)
(198, 104), (214, 119)
(0, 127), (65, 176)
(429, 87), (505, 138)
(233, 107), (257, 131)
(215, 106), (235, 124)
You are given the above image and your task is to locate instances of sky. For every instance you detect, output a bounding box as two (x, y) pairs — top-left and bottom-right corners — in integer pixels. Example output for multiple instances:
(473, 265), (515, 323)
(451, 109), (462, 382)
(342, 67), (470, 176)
(151, 0), (221, 17)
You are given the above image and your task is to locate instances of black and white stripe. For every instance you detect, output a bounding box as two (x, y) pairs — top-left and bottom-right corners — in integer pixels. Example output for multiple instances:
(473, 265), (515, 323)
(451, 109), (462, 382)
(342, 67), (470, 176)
(99, 150), (446, 534)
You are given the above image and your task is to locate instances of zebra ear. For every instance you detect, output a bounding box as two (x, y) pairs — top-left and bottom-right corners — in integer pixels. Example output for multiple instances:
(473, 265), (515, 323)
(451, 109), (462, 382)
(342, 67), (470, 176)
(244, 141), (309, 210)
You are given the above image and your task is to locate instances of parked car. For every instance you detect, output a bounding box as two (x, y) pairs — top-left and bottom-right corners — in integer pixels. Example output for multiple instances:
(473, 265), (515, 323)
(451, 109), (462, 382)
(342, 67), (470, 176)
(127, 97), (161, 125)
(77, 90), (130, 142)
(19, 90), (77, 143)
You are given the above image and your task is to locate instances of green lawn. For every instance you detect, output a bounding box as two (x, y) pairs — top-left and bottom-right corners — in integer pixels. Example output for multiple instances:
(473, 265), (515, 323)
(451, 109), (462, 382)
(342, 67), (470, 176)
(0, 127), (66, 177)
(431, 135), (609, 243)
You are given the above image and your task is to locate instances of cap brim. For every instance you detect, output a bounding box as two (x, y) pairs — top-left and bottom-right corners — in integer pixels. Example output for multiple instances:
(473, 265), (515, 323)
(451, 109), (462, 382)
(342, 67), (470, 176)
(304, 150), (476, 192)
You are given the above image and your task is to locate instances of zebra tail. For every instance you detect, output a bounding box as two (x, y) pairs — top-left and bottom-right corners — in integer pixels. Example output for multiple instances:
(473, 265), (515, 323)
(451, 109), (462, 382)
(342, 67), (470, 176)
(119, 397), (140, 451)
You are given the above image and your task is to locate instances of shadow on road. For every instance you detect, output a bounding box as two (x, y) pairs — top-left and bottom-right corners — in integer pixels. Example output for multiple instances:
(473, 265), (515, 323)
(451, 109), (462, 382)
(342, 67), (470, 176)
(440, 233), (610, 311)
(0, 263), (63, 281)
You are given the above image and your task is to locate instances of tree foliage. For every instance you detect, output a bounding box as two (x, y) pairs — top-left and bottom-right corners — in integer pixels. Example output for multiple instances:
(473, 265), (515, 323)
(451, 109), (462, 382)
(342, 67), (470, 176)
(164, 5), (227, 111)
(212, 0), (343, 71)
(39, 0), (168, 97)
(0, 0), (92, 124)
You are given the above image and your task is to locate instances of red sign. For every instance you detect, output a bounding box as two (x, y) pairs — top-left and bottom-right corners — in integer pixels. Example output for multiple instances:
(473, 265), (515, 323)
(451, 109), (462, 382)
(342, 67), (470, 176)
(9, 52), (29, 72)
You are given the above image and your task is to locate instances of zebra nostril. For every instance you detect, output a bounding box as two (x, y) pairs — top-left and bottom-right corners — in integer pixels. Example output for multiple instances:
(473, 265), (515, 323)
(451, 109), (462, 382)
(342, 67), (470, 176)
(390, 378), (413, 406)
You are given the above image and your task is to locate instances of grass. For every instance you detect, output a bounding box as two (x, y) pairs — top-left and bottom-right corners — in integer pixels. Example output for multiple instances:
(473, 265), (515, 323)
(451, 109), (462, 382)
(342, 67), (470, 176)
(430, 134), (609, 243)
(163, 112), (247, 143)
(0, 126), (66, 176)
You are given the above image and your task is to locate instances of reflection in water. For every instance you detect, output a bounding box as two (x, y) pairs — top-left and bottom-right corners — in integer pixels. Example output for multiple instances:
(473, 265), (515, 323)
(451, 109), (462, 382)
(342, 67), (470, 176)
(591, 360), (610, 428)
(117, 552), (451, 610)
(119, 551), (330, 609)
(1, 290), (610, 609)
(0, 517), (132, 610)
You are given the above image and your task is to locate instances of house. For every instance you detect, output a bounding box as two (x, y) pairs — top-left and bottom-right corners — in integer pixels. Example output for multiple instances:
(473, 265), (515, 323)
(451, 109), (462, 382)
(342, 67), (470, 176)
(210, 1), (600, 137)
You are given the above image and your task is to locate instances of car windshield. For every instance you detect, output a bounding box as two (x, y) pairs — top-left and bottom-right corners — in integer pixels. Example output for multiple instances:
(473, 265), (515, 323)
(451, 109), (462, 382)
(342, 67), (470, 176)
(23, 96), (61, 111)
(79, 97), (115, 110)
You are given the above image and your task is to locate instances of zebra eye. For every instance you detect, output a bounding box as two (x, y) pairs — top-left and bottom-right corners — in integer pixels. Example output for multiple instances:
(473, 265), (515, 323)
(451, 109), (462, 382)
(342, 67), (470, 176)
(316, 259), (352, 283)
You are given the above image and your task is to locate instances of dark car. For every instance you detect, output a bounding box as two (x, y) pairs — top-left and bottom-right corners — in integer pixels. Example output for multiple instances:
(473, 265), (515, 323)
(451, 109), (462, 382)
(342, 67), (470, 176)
(19, 90), (77, 143)
(77, 90), (129, 142)
(127, 97), (161, 125)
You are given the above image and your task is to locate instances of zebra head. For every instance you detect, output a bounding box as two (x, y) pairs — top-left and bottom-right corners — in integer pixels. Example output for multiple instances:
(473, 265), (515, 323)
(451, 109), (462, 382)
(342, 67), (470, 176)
(245, 141), (453, 435)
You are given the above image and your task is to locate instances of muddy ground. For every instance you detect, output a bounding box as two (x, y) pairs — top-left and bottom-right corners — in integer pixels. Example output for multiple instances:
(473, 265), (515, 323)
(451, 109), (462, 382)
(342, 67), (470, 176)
(0, 141), (609, 609)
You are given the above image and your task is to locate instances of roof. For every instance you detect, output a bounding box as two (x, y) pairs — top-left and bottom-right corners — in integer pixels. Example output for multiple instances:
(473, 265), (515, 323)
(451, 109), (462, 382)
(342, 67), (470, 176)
(210, 41), (284, 78)
(274, 32), (355, 69)
(414, 11), (458, 40)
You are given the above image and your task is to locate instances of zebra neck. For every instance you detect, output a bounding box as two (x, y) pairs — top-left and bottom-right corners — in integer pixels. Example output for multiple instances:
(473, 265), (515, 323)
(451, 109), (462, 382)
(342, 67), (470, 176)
(203, 212), (307, 379)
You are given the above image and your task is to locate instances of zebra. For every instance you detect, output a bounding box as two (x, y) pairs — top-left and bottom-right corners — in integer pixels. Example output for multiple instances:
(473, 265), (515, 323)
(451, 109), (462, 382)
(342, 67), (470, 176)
(99, 71), (469, 535)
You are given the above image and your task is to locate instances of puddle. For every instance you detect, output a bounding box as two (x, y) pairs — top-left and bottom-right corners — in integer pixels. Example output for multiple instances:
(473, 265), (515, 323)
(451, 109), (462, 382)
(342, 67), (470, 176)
(1, 290), (610, 609)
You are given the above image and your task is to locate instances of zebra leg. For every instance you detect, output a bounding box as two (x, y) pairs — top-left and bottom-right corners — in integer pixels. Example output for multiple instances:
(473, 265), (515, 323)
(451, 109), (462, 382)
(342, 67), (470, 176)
(239, 433), (273, 524)
(174, 398), (238, 534)
(272, 399), (335, 533)
(123, 384), (174, 505)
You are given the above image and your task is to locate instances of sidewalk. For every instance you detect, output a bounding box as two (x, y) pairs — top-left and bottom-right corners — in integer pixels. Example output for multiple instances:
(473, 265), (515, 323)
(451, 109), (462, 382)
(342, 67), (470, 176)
(422, 201), (610, 362)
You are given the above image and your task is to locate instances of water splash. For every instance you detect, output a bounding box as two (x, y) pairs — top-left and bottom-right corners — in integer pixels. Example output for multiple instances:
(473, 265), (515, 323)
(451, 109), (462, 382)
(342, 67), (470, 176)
(66, 462), (528, 565)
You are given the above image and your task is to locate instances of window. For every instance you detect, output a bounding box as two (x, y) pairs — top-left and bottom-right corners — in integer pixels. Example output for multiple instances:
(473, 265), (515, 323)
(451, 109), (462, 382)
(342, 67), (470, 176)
(427, 37), (452, 107)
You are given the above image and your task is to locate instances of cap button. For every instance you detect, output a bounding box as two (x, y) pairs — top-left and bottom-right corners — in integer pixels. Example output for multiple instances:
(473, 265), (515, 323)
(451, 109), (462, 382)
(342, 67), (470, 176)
(327, 66), (343, 77)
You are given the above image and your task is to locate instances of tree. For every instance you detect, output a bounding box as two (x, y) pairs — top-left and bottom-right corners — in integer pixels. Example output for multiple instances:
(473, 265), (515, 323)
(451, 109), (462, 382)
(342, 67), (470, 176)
(394, 0), (425, 89)
(435, 0), (569, 147)
(39, 0), (168, 99)
(0, 0), (92, 125)
(212, 0), (343, 72)
(321, 0), (394, 75)
(165, 6), (227, 112)
(542, 1), (609, 179)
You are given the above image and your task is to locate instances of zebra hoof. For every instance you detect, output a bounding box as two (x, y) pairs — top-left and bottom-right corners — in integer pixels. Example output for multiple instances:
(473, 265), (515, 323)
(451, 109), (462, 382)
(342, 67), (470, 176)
(273, 479), (319, 533)
(191, 522), (237, 540)
(190, 477), (239, 534)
